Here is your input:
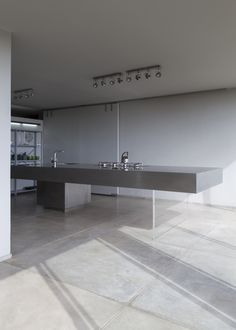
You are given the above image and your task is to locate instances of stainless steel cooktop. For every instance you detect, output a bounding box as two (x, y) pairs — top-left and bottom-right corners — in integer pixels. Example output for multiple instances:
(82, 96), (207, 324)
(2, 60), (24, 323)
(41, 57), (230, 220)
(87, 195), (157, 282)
(98, 161), (143, 170)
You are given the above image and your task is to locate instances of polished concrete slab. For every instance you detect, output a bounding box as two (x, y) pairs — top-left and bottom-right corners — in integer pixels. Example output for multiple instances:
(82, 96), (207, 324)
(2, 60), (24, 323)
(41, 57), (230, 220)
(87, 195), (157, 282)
(1, 193), (236, 329)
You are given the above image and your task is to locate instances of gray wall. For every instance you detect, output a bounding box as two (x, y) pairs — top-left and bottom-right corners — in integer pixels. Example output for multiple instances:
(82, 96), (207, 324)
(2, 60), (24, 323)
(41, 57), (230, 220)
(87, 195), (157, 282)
(119, 90), (236, 206)
(0, 30), (11, 261)
(43, 88), (236, 207)
(44, 104), (118, 194)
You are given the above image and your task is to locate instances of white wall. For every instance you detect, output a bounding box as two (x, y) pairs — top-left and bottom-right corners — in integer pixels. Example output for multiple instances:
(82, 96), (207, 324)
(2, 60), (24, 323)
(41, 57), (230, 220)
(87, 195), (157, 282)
(0, 30), (11, 261)
(44, 88), (236, 208)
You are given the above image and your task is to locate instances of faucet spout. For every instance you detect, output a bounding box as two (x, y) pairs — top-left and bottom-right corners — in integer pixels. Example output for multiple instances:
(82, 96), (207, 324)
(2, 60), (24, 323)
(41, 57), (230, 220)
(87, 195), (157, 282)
(51, 149), (64, 167)
(121, 151), (129, 164)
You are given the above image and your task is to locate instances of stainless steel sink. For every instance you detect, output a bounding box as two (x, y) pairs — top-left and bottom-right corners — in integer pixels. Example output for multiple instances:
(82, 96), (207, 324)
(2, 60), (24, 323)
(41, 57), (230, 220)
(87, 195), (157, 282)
(58, 162), (80, 165)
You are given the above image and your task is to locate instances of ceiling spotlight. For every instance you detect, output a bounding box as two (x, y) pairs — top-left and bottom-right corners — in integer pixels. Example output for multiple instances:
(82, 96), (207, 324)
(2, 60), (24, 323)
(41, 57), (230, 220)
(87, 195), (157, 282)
(155, 65), (162, 78)
(117, 76), (123, 84)
(145, 71), (151, 79)
(93, 80), (98, 88)
(126, 74), (132, 83)
(135, 71), (141, 80)
(101, 79), (106, 87)
(92, 66), (161, 88)
(12, 88), (34, 101)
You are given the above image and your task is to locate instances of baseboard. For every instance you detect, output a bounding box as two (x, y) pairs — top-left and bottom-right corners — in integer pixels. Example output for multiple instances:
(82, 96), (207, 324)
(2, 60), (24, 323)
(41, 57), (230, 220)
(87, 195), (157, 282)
(0, 253), (12, 262)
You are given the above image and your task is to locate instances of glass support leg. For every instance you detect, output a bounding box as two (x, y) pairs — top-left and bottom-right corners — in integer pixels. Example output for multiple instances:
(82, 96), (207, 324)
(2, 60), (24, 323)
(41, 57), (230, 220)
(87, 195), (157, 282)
(152, 190), (156, 240)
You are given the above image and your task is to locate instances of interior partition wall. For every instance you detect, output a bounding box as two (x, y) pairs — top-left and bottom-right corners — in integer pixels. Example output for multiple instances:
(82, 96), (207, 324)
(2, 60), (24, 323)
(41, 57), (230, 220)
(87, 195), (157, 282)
(43, 104), (118, 195)
(0, 30), (11, 261)
(44, 88), (236, 208)
(119, 89), (236, 207)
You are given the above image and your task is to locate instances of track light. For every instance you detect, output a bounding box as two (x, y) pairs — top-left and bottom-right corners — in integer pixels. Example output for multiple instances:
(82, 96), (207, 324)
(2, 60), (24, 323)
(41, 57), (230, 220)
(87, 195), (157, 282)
(117, 75), (123, 84)
(145, 71), (151, 79)
(126, 74), (132, 82)
(92, 65), (162, 88)
(135, 72), (141, 80)
(12, 88), (34, 100)
(93, 80), (98, 88)
(155, 65), (161, 78)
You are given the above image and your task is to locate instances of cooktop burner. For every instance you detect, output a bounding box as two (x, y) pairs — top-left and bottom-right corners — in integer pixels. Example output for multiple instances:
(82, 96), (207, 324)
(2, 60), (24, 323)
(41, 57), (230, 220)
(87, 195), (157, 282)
(98, 161), (143, 170)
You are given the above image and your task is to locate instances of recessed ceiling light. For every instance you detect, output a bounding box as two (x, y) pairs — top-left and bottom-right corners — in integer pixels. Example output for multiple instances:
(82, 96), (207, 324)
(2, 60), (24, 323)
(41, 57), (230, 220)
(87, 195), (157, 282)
(22, 123), (38, 127)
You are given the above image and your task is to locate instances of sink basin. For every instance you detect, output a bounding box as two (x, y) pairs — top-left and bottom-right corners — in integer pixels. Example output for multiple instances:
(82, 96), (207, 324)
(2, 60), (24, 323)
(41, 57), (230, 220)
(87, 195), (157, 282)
(58, 162), (80, 165)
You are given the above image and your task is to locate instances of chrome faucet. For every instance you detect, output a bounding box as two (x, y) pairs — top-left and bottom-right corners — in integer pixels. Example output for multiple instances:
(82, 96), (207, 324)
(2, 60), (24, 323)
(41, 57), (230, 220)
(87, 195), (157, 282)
(51, 150), (64, 167)
(121, 151), (129, 164)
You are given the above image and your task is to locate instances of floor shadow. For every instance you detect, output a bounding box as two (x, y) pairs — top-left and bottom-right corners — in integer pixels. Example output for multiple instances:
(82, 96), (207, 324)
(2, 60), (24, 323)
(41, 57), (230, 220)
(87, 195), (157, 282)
(3, 193), (236, 329)
(10, 193), (182, 255)
(99, 231), (236, 328)
(37, 263), (99, 329)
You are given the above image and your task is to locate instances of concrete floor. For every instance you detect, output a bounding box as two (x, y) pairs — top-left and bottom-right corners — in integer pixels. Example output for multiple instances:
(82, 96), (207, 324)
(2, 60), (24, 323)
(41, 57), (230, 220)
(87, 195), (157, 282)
(1, 193), (236, 329)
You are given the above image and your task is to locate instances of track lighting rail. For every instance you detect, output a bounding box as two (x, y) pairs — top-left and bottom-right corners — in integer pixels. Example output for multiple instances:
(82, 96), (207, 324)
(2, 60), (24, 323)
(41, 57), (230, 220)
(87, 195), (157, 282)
(92, 65), (162, 88)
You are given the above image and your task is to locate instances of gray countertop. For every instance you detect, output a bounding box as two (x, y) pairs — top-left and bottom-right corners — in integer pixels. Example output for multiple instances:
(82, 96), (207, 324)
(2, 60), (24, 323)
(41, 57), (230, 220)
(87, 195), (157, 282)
(13, 162), (219, 173)
(11, 164), (223, 193)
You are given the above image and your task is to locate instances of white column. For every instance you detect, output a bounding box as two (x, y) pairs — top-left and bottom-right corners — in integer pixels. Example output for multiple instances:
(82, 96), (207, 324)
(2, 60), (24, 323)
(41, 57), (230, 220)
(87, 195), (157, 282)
(0, 29), (11, 261)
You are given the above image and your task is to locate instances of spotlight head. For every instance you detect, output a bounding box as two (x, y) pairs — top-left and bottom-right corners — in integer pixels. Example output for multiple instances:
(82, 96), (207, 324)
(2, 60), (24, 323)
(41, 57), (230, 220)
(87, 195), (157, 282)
(12, 88), (34, 101)
(109, 79), (115, 86)
(145, 72), (151, 79)
(101, 79), (106, 87)
(155, 71), (162, 78)
(93, 81), (98, 88)
(126, 75), (132, 83)
(117, 76), (123, 84)
(135, 72), (141, 80)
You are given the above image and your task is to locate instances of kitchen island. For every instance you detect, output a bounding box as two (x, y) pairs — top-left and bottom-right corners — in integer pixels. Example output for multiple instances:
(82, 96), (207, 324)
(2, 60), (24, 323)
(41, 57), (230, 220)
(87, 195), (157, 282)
(11, 163), (223, 238)
(11, 163), (222, 192)
(11, 163), (222, 206)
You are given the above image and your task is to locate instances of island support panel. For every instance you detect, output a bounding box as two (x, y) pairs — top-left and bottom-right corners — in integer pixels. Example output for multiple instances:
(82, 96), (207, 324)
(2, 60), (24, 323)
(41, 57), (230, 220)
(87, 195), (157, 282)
(37, 181), (91, 212)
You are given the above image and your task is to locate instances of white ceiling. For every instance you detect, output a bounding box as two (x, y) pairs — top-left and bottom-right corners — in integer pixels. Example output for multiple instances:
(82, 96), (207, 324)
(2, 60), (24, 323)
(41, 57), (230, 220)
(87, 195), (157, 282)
(1, 0), (236, 111)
